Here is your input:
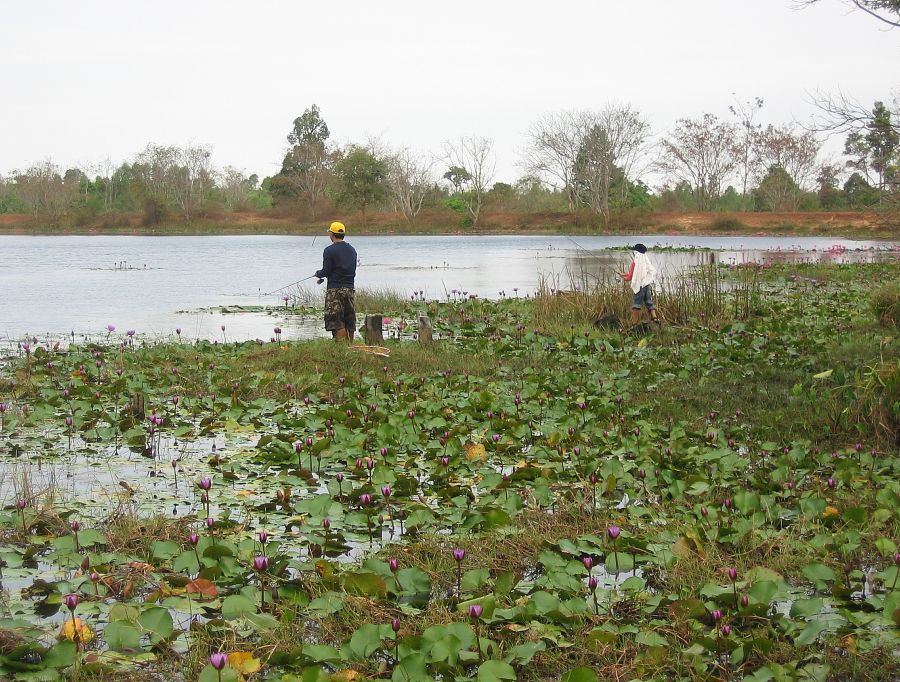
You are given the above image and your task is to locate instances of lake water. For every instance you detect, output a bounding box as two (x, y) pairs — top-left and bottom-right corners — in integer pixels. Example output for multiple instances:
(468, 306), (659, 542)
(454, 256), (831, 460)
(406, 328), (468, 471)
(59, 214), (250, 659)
(1, 234), (896, 343)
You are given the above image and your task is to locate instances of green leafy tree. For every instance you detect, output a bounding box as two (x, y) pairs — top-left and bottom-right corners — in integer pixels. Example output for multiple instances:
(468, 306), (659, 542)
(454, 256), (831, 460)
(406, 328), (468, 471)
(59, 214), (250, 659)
(330, 146), (387, 224)
(754, 165), (803, 211)
(442, 166), (472, 194)
(843, 172), (879, 207)
(272, 105), (332, 217)
(816, 164), (847, 209)
(487, 181), (515, 211)
(844, 101), (899, 203)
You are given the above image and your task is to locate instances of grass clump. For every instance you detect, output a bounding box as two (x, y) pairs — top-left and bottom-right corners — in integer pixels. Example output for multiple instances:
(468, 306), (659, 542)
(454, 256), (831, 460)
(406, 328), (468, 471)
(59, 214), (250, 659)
(871, 281), (900, 327)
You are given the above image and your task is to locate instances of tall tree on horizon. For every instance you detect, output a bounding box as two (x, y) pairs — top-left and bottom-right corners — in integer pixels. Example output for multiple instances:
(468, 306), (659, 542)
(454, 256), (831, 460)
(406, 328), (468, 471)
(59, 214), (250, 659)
(273, 105), (333, 218)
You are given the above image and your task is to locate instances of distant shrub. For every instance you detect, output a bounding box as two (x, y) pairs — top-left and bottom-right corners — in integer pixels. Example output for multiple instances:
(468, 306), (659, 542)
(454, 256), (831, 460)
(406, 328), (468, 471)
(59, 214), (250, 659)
(710, 216), (746, 231)
(142, 199), (166, 226)
(871, 283), (900, 327)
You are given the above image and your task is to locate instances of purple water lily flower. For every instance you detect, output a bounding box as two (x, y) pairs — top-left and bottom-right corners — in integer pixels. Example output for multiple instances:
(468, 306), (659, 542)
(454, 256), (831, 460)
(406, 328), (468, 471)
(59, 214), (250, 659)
(210, 652), (227, 670)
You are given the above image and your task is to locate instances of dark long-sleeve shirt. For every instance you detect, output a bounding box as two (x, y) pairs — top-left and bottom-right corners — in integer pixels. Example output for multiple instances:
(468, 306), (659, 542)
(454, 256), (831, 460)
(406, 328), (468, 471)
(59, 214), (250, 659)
(315, 241), (357, 289)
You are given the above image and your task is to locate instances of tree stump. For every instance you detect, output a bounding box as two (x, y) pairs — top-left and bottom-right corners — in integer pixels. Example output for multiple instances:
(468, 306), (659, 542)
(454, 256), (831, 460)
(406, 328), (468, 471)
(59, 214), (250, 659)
(418, 314), (433, 344)
(363, 315), (384, 345)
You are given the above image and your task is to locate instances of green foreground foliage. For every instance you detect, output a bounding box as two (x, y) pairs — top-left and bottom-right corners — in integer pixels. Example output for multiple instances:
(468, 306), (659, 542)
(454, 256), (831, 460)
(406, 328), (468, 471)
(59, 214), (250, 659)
(0, 262), (897, 681)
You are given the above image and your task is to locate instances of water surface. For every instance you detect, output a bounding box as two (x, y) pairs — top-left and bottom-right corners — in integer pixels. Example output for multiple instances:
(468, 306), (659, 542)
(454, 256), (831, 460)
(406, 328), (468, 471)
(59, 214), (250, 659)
(1, 234), (894, 342)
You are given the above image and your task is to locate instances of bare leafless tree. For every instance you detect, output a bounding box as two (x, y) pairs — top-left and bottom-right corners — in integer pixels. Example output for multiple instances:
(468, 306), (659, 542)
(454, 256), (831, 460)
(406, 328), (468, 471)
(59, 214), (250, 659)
(134, 142), (213, 221)
(97, 157), (118, 211)
(220, 166), (252, 211)
(729, 96), (765, 196)
(523, 105), (649, 220)
(13, 160), (76, 223)
(385, 148), (434, 222)
(171, 144), (213, 222)
(442, 136), (495, 226)
(658, 114), (739, 211)
(134, 143), (180, 204)
(521, 110), (588, 209)
(573, 105), (650, 222)
(753, 124), (821, 192)
(809, 89), (900, 136)
(793, 0), (900, 28)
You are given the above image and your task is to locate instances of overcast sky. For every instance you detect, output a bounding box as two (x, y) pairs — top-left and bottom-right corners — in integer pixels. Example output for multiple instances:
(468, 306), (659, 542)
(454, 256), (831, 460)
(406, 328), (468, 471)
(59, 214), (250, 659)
(1, 0), (897, 185)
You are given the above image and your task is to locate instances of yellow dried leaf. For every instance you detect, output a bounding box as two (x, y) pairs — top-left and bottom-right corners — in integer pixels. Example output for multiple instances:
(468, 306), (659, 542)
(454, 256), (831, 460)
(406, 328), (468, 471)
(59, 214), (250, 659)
(235, 490), (256, 496)
(228, 651), (262, 675)
(331, 670), (361, 682)
(60, 618), (94, 643)
(823, 505), (840, 518)
(465, 443), (488, 462)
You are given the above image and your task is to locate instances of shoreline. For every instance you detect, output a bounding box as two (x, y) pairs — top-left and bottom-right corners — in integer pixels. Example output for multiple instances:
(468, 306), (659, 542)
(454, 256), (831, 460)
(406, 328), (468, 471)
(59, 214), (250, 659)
(0, 209), (895, 239)
(0, 225), (896, 239)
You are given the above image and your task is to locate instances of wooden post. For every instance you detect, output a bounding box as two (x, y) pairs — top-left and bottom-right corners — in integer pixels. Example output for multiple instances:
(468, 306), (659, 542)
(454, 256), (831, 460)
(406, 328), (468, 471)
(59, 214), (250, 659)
(363, 315), (384, 345)
(130, 392), (145, 421)
(418, 314), (433, 344)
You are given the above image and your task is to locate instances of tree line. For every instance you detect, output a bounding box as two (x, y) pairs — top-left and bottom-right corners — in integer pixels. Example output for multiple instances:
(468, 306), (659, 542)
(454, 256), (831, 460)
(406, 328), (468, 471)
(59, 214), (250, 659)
(1, 97), (897, 228)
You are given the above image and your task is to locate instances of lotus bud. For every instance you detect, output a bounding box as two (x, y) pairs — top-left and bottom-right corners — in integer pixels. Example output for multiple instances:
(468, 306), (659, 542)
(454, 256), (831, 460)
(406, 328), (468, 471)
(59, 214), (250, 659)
(64, 594), (78, 611)
(607, 526), (620, 540)
(253, 555), (269, 572)
(452, 548), (465, 563)
(210, 653), (227, 670)
(468, 604), (483, 620)
(582, 556), (593, 571)
(391, 617), (401, 633)
(728, 567), (738, 581)
(389, 558), (399, 573)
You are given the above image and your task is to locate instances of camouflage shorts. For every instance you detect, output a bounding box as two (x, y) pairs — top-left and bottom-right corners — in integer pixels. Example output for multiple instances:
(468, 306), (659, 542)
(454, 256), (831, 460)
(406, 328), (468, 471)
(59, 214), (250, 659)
(324, 287), (356, 332)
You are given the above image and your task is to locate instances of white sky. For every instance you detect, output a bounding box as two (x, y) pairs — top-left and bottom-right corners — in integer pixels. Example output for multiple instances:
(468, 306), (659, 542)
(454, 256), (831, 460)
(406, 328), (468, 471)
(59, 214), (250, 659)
(1, 0), (897, 186)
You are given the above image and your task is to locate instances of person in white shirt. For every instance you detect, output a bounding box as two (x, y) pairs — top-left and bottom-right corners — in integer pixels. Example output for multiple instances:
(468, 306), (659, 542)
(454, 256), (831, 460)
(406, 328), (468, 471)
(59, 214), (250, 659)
(620, 243), (661, 327)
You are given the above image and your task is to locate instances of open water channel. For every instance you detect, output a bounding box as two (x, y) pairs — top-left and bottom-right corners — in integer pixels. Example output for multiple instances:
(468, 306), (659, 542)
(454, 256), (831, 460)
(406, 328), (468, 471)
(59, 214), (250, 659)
(1, 234), (896, 343)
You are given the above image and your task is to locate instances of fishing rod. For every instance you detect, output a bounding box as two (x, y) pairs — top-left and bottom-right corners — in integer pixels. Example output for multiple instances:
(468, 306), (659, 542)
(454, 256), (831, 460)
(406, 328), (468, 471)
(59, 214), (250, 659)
(260, 274), (318, 297)
(563, 234), (625, 283)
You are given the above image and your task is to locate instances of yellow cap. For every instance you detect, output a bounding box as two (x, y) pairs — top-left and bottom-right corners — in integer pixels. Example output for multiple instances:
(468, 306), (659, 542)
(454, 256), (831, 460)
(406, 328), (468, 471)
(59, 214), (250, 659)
(329, 221), (346, 234)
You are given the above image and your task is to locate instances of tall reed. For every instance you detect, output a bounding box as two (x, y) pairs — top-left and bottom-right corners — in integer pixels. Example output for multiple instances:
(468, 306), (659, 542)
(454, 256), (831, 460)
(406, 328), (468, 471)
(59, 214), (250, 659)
(533, 263), (761, 327)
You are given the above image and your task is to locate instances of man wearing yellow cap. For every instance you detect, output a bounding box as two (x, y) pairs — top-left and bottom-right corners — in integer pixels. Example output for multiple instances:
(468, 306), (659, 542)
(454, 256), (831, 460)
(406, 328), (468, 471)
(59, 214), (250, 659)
(314, 221), (358, 341)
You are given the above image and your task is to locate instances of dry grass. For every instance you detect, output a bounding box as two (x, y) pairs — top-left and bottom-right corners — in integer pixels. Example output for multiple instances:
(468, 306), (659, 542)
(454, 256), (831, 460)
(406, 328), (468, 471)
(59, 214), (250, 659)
(532, 262), (761, 329)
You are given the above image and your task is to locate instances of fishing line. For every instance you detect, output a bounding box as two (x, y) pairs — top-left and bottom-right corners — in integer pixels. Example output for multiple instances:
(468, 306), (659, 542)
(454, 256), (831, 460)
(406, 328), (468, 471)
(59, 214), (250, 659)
(259, 274), (317, 297)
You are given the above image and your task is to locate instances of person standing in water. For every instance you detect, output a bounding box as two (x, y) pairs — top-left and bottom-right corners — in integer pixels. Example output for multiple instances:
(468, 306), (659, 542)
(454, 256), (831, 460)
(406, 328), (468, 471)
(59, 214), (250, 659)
(315, 221), (358, 342)
(621, 243), (661, 327)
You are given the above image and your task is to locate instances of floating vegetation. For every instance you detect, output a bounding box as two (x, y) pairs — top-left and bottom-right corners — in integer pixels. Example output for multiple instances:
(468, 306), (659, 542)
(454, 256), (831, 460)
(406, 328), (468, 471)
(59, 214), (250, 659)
(0, 262), (897, 681)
